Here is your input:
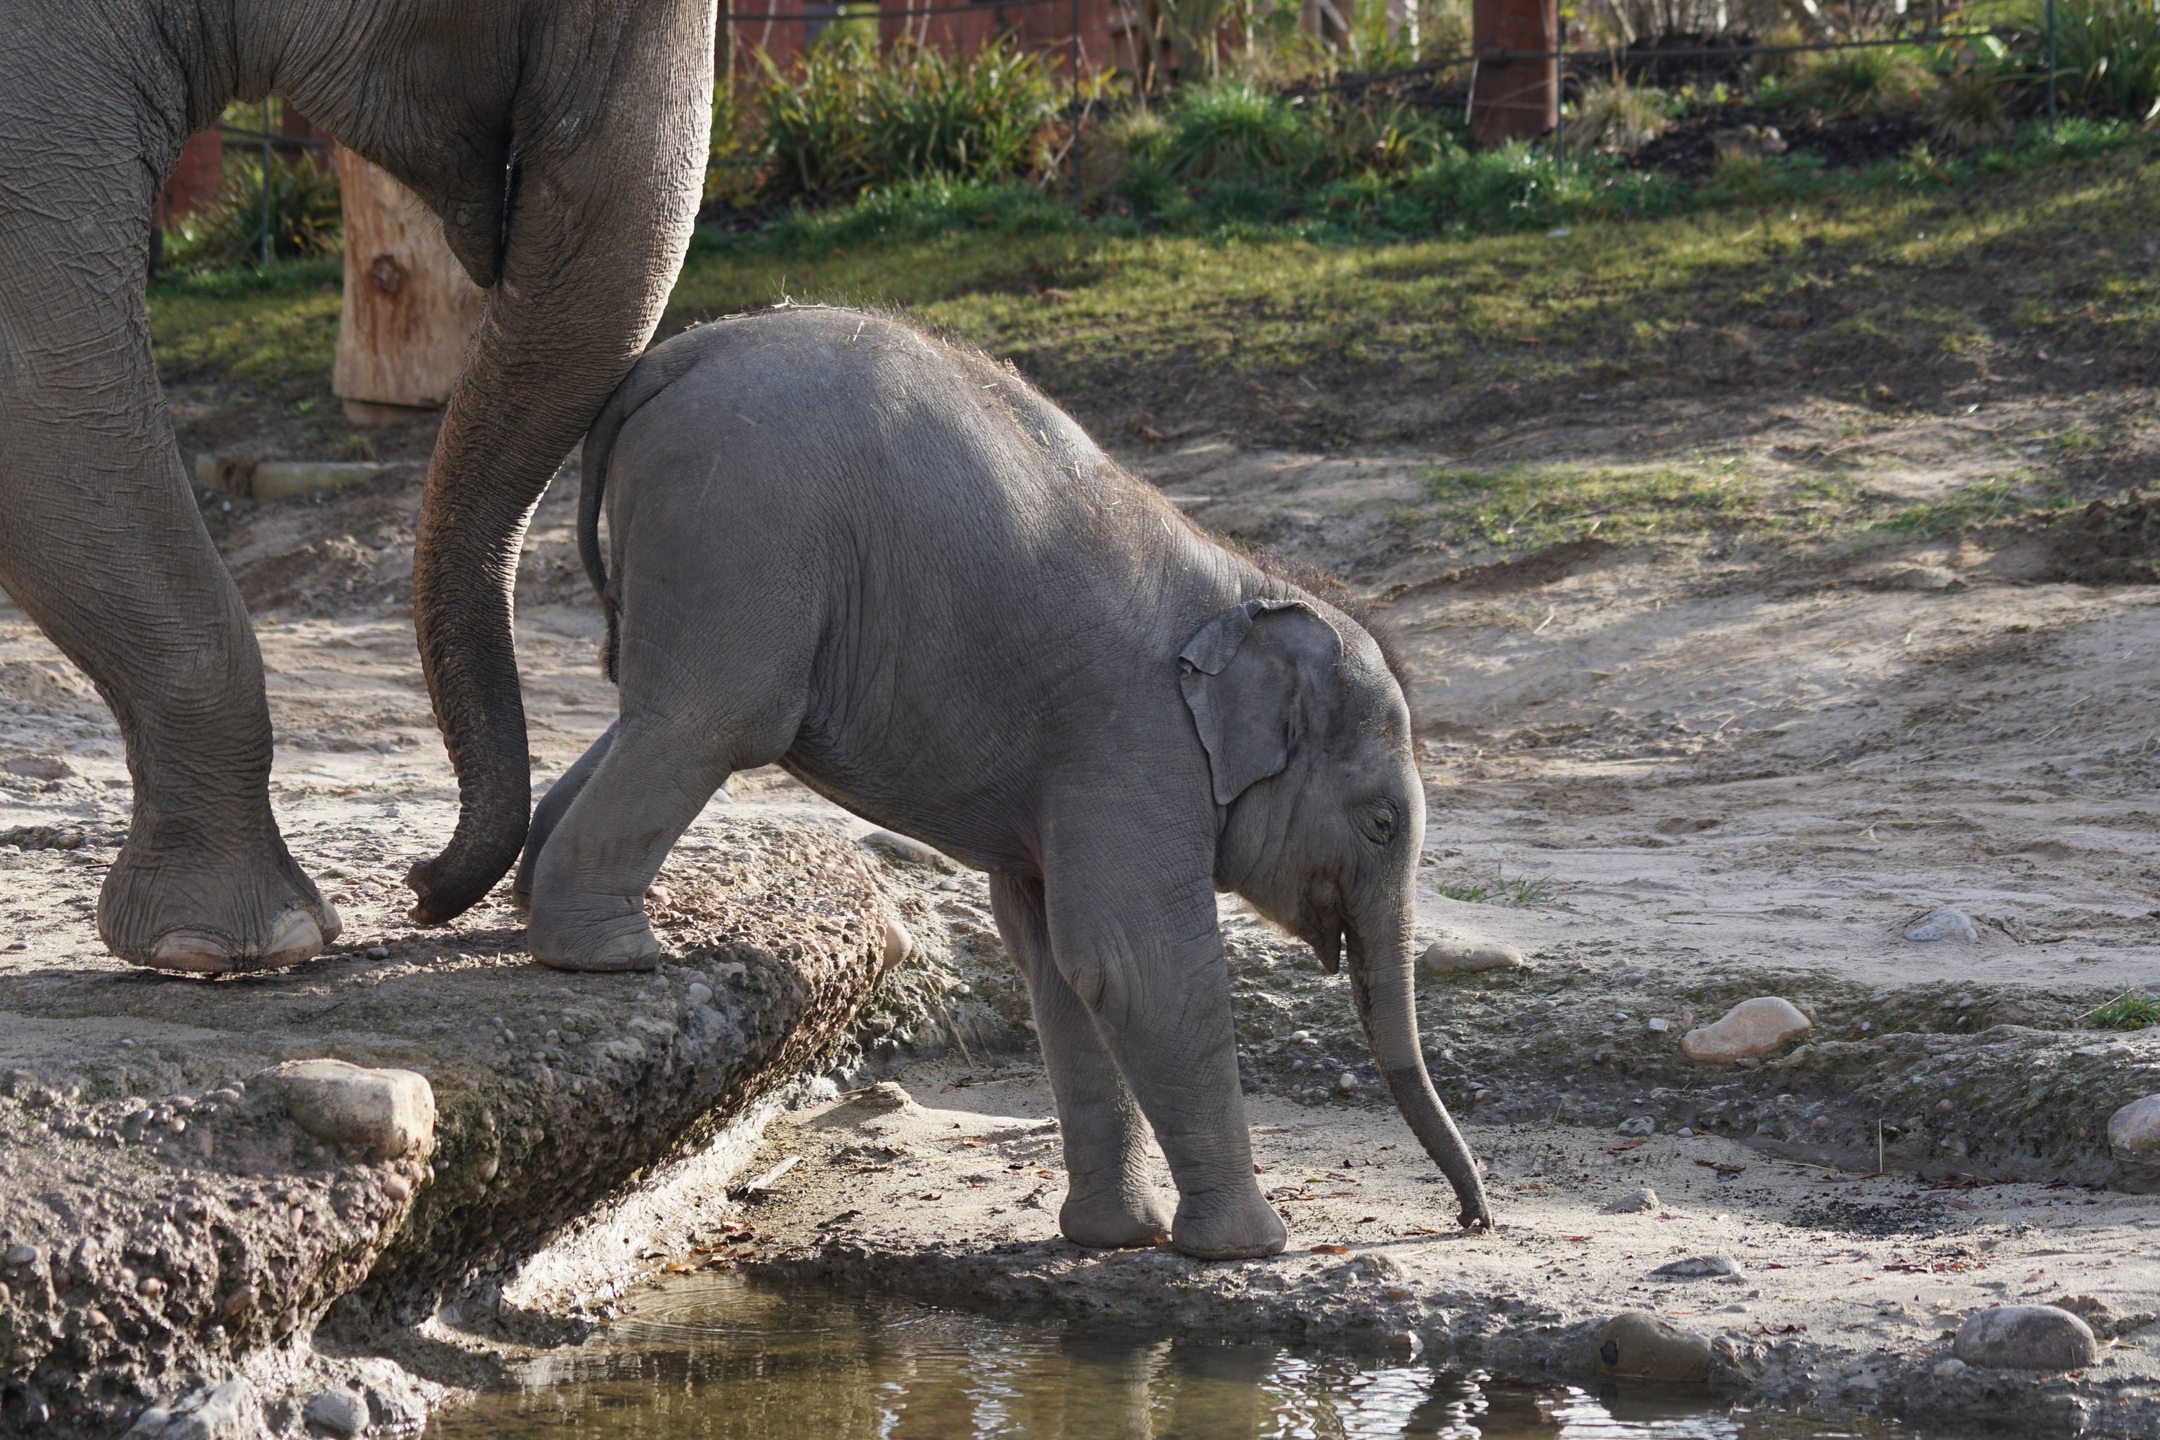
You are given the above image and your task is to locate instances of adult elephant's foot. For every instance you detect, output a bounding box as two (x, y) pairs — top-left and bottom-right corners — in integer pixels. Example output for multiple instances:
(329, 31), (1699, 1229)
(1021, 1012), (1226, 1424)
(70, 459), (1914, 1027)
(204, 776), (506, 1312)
(526, 898), (661, 973)
(1059, 1183), (1173, 1249)
(1168, 1185), (1288, 1261)
(101, 848), (341, 975)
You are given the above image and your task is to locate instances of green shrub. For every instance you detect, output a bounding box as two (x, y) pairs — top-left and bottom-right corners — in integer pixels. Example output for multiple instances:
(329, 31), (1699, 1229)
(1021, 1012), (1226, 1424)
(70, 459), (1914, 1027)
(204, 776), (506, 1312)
(2006, 0), (2160, 120)
(757, 34), (1057, 203)
(1146, 80), (1322, 185)
(170, 151), (341, 270)
(1786, 45), (1935, 115)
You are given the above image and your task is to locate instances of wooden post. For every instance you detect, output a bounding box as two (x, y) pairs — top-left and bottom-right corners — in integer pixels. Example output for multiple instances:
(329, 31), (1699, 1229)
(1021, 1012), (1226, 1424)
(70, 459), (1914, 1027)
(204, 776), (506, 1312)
(1470, 0), (1557, 144)
(332, 147), (484, 427)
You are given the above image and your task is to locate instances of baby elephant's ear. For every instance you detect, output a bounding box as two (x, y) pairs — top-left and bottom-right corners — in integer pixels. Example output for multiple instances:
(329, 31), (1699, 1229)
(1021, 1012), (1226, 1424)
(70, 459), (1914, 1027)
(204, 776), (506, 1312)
(1179, 600), (1344, 805)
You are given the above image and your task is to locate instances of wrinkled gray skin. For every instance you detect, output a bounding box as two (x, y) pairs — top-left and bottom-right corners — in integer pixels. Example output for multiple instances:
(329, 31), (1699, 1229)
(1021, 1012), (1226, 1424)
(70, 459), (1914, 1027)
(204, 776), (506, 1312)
(515, 308), (1493, 1258)
(0, 0), (713, 972)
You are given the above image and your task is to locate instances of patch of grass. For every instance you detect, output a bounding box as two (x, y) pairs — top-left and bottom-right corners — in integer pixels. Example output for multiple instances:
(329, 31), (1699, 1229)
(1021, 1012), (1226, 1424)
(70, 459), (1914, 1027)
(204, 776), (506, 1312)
(1868, 477), (2072, 535)
(147, 258), (342, 385)
(1435, 865), (1556, 905)
(2084, 988), (2160, 1030)
(1417, 461), (1763, 547)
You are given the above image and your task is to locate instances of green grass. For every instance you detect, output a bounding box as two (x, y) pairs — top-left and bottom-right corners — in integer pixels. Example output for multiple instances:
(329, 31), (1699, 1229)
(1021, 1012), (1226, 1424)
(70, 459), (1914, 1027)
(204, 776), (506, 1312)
(2084, 988), (2160, 1030)
(1435, 865), (1556, 905)
(148, 258), (342, 385)
(1868, 476), (2076, 535)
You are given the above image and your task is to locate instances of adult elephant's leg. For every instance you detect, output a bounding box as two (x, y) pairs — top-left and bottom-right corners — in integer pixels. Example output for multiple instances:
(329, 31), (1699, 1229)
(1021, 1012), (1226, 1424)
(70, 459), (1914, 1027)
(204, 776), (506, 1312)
(0, 104), (336, 971)
(988, 873), (1171, 1248)
(1038, 806), (1286, 1260)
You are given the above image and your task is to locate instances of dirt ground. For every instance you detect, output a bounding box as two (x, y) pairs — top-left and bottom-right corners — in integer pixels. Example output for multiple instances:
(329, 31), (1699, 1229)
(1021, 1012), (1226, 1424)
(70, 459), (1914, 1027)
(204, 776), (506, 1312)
(4, 319), (2160, 1433)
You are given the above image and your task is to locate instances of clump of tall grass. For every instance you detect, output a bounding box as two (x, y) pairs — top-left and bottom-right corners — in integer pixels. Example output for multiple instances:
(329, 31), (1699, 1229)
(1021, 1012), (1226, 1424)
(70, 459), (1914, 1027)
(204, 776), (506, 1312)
(1567, 74), (1676, 152)
(1783, 45), (1935, 115)
(169, 152), (342, 270)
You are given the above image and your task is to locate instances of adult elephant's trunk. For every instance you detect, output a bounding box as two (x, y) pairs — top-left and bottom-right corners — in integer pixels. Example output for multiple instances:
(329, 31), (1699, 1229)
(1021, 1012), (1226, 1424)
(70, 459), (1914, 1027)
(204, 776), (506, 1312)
(1346, 901), (1493, 1229)
(403, 17), (713, 924)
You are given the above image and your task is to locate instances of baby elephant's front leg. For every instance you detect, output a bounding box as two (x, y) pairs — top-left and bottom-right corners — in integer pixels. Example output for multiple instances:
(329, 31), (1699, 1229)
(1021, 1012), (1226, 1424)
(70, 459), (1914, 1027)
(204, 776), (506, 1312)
(525, 716), (727, 972)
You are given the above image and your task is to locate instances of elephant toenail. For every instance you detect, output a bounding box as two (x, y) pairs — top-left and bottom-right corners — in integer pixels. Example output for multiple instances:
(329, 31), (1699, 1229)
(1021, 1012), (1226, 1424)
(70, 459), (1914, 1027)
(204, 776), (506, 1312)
(263, 911), (325, 965)
(149, 932), (235, 973)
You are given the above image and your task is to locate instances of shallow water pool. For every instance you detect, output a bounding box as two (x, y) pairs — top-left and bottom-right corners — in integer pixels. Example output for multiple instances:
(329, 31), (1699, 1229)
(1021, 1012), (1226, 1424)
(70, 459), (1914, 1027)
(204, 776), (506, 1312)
(427, 1274), (1897, 1440)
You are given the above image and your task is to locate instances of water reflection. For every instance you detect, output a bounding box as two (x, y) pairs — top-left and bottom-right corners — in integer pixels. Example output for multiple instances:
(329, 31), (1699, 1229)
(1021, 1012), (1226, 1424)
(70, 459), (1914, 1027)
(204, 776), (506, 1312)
(426, 1274), (1892, 1440)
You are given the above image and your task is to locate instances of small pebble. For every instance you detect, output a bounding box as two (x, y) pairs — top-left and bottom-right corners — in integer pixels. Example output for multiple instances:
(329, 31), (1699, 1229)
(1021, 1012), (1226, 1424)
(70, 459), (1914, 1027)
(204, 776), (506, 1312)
(137, 1275), (166, 1300)
(1675, 1126), (1695, 1137)
(1337, 1073), (1359, 1093)
(1616, 1115), (1655, 1136)
(1681, 997), (1811, 1063)
(1953, 1305), (2097, 1371)
(1647, 1017), (1670, 1033)
(1933, 1357), (1968, 1380)
(5, 1244), (39, 1267)
(1904, 907), (1979, 944)
(365, 946), (390, 960)
(686, 982), (713, 1006)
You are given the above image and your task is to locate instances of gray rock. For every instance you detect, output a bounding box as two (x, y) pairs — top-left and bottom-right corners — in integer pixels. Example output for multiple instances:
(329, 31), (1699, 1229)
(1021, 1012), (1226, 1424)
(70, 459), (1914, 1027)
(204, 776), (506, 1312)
(1953, 1305), (2098, 1371)
(2107, 1094), (2160, 1160)
(304, 1389), (370, 1437)
(5, 1243), (39, 1266)
(1904, 907), (1979, 943)
(1649, 1254), (1742, 1280)
(1681, 997), (1811, 1063)
(1616, 1115), (1655, 1136)
(1591, 1312), (1712, 1382)
(1603, 1185), (1659, 1215)
(849, 1080), (916, 1113)
(260, 1059), (436, 1160)
(1418, 933), (1529, 974)
(2, 754), (73, 781)
(126, 1381), (258, 1440)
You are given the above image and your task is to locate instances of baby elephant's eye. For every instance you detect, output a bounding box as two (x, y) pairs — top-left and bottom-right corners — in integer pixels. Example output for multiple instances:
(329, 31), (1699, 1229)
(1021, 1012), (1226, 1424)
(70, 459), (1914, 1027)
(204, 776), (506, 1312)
(1356, 799), (1398, 846)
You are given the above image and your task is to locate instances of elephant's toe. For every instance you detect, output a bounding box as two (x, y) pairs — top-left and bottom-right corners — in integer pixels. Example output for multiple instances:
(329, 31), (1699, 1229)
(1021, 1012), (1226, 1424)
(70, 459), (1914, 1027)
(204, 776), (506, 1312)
(140, 907), (329, 975)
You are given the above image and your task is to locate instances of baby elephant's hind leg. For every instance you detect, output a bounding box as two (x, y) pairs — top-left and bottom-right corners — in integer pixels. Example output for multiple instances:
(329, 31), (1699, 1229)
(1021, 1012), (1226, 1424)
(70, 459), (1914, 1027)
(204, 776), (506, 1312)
(990, 874), (1172, 1248)
(510, 721), (617, 911)
(524, 710), (740, 973)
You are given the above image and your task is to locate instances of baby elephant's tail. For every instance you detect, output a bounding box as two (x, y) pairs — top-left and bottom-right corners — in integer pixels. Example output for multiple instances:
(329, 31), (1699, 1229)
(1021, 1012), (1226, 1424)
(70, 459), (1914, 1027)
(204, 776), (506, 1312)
(579, 331), (715, 682)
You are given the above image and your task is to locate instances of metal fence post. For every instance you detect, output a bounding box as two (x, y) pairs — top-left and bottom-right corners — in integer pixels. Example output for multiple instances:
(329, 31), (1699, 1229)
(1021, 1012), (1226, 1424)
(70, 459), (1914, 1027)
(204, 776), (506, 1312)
(2045, 0), (2058, 137)
(1554, 7), (1565, 168)
(260, 104), (274, 269)
(1075, 0), (1088, 220)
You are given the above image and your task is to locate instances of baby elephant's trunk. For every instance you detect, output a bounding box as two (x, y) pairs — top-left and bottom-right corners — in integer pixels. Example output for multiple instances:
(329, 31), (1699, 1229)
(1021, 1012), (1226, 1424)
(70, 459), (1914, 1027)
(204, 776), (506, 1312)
(1345, 910), (1492, 1229)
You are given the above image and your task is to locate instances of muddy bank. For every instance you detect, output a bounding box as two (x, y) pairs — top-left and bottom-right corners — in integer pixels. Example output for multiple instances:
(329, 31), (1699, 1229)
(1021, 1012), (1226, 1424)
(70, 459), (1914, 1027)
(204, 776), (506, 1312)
(0, 818), (951, 1437)
(724, 1061), (2160, 1439)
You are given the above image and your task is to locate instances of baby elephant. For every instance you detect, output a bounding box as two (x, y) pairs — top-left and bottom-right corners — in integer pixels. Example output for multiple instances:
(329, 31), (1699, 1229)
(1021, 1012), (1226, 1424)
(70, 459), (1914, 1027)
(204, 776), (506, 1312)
(518, 307), (1491, 1256)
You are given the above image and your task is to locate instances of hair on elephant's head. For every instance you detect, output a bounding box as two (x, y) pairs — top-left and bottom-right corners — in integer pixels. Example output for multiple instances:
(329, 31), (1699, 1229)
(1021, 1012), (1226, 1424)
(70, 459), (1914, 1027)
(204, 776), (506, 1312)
(1179, 597), (1492, 1230)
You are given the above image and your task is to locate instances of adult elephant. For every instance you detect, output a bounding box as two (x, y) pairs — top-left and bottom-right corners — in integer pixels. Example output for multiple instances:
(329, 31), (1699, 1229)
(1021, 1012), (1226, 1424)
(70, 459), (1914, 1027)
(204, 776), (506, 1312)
(0, 0), (715, 972)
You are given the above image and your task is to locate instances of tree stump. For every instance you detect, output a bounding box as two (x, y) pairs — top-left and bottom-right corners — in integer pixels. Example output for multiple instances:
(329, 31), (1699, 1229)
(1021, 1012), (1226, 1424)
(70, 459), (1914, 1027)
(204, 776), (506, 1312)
(332, 148), (483, 427)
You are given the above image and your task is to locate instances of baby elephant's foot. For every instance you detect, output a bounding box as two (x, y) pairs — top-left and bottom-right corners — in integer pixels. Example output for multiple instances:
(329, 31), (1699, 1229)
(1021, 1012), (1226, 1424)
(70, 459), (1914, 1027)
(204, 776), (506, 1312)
(526, 897), (661, 974)
(1059, 1185), (1172, 1250)
(1169, 1185), (1288, 1261)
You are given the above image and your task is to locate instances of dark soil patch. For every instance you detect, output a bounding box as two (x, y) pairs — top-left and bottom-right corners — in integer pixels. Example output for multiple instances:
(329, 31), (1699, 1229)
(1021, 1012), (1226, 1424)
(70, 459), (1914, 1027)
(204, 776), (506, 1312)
(2046, 491), (2160, 585)
(1786, 1193), (1955, 1236)
(1636, 104), (1930, 179)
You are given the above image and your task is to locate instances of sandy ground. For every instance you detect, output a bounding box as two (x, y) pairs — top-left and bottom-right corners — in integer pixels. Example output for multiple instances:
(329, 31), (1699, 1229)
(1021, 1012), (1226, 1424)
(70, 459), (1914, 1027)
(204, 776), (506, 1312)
(3, 366), (2160, 1433)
